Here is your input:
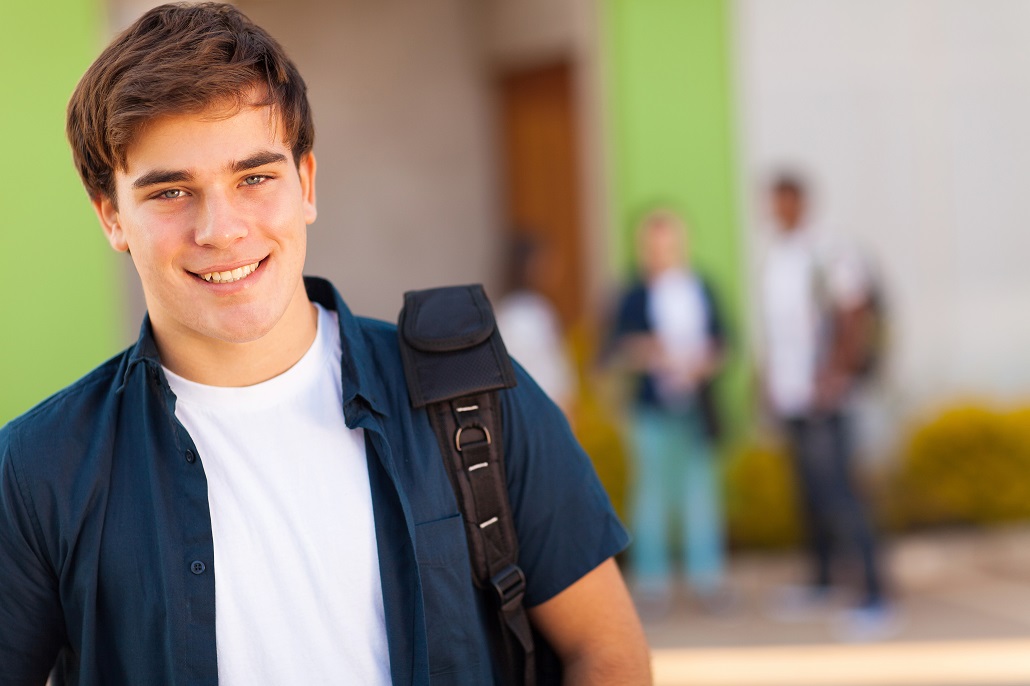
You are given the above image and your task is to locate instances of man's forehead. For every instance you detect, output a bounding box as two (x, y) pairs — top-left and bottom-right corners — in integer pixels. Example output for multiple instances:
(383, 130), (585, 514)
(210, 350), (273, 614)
(119, 103), (290, 176)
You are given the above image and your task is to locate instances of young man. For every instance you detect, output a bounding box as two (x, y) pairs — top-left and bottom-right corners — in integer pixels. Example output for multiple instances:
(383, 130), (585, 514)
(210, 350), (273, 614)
(607, 210), (728, 614)
(759, 175), (891, 637)
(0, 4), (649, 684)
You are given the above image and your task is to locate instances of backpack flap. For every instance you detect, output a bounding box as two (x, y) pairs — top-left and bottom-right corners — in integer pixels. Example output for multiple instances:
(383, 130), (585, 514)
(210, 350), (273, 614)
(399, 285), (517, 408)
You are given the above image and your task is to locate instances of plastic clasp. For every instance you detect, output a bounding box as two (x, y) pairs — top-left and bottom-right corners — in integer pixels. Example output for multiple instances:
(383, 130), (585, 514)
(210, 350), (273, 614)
(490, 564), (527, 613)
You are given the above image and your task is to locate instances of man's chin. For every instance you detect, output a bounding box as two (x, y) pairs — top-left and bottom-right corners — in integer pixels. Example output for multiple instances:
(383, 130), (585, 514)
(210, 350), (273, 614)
(195, 312), (281, 346)
(207, 324), (277, 345)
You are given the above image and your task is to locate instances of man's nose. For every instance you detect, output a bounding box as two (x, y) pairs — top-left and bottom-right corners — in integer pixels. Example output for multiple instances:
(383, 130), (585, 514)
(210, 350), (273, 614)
(194, 192), (248, 248)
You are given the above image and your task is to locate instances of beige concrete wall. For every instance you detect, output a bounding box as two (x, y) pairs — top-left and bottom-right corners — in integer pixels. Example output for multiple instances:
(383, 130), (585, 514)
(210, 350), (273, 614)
(481, 0), (578, 67)
(239, 0), (501, 320)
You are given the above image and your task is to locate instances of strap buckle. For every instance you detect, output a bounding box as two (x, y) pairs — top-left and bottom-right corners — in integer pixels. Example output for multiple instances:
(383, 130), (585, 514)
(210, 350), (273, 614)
(490, 564), (527, 613)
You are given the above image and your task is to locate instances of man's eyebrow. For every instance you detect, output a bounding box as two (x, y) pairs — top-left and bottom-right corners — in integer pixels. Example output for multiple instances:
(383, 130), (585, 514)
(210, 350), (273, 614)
(130, 152), (288, 190)
(229, 151), (288, 174)
(132, 169), (193, 190)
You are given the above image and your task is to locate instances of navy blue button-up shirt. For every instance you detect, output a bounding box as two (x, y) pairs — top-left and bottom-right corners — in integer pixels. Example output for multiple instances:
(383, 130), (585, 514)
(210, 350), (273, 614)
(0, 277), (628, 686)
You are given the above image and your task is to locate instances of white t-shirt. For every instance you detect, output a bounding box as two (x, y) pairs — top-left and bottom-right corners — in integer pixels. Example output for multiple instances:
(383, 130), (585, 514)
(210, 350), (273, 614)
(762, 229), (875, 416)
(762, 229), (822, 416)
(164, 303), (391, 686)
(647, 268), (710, 401)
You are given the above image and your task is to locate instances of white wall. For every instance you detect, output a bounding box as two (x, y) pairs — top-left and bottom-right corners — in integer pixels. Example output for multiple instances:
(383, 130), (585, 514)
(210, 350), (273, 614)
(735, 0), (1030, 413)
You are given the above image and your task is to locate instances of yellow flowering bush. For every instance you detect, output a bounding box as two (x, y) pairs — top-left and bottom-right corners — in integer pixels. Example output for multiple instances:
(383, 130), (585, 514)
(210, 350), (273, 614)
(888, 403), (1030, 527)
(723, 440), (804, 549)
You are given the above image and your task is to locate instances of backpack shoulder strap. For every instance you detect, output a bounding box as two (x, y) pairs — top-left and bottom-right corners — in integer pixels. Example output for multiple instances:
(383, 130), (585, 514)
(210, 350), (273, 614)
(398, 284), (536, 686)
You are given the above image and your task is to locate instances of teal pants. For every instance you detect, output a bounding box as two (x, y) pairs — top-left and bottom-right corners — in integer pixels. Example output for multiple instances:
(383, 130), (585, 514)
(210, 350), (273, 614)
(629, 406), (726, 595)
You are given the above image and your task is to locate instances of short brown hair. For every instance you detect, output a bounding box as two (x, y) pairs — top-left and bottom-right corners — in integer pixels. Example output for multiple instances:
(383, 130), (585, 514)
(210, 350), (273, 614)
(67, 2), (314, 201)
(771, 172), (805, 199)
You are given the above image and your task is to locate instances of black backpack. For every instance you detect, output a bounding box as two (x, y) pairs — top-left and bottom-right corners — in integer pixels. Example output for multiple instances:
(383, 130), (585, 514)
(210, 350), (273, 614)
(398, 284), (546, 686)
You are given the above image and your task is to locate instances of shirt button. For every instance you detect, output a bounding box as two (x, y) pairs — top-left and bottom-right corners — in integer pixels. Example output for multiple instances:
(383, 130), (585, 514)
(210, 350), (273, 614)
(190, 560), (206, 575)
(185, 450), (196, 464)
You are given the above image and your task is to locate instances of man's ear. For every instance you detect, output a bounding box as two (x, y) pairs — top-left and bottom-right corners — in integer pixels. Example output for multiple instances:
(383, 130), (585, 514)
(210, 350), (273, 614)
(92, 194), (129, 252)
(298, 151), (317, 225)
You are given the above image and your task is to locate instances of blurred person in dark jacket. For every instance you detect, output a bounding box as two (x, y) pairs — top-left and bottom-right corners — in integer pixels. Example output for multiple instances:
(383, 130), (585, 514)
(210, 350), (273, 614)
(608, 208), (729, 614)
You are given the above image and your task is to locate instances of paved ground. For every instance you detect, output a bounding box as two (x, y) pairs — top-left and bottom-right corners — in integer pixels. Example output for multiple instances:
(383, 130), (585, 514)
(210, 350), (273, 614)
(645, 525), (1030, 685)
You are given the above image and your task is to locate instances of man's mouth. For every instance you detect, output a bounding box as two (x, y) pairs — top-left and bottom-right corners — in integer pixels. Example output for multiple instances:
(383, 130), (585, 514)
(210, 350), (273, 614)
(198, 260), (262, 284)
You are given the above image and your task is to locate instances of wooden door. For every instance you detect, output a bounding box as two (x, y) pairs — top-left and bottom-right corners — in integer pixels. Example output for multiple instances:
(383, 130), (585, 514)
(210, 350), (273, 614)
(497, 62), (583, 327)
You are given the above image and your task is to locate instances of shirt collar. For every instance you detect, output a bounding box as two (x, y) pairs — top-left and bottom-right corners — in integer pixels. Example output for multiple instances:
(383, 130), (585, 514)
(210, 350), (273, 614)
(119, 276), (391, 418)
(118, 314), (162, 394)
(303, 276), (390, 419)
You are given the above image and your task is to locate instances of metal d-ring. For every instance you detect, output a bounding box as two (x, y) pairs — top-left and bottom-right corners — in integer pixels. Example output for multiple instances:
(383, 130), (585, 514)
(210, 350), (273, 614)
(455, 424), (492, 452)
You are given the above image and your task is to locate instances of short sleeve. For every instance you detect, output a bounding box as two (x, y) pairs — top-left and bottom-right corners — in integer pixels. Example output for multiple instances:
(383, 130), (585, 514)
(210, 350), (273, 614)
(500, 364), (630, 607)
(0, 429), (64, 685)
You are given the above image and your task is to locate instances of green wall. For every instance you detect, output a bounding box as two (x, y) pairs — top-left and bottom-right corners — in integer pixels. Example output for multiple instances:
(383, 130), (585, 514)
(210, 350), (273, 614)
(1, 0), (123, 425)
(603, 0), (748, 439)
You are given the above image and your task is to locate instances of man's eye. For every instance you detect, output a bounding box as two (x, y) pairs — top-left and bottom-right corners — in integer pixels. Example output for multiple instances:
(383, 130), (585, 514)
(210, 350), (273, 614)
(158, 189), (185, 200)
(242, 175), (269, 186)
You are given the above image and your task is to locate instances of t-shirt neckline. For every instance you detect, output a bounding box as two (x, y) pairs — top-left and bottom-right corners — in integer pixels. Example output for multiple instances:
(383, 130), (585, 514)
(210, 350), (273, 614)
(163, 303), (338, 412)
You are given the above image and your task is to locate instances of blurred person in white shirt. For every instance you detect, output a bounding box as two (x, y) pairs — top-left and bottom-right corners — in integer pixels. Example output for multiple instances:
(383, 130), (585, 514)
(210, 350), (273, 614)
(495, 236), (576, 417)
(760, 174), (893, 639)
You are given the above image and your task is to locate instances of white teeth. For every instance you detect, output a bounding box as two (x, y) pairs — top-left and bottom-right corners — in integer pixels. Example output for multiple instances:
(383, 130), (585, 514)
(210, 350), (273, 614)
(199, 261), (260, 284)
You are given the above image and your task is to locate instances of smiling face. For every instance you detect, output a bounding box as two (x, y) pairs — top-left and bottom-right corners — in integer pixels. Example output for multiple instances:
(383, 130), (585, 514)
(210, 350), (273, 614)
(93, 99), (317, 371)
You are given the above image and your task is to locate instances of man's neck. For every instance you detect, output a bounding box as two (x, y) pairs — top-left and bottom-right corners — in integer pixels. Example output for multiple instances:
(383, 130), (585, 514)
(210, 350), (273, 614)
(153, 287), (320, 388)
(777, 219), (806, 235)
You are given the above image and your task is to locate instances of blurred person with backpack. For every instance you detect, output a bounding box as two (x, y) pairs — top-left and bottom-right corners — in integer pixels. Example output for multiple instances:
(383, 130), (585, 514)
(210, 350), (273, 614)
(759, 174), (893, 639)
